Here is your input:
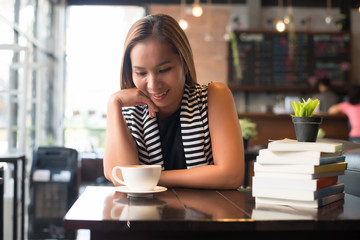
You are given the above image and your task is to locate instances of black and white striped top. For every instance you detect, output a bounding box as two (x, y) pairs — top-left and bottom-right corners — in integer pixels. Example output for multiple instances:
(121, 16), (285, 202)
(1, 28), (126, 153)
(122, 83), (213, 169)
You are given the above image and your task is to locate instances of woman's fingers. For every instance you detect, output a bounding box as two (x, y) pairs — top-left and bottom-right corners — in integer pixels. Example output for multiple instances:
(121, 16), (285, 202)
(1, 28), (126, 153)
(112, 88), (158, 118)
(133, 89), (159, 118)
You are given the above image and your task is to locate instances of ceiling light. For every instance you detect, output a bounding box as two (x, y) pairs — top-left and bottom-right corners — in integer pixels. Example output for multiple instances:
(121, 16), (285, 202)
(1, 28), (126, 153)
(275, 0), (285, 32)
(276, 20), (286, 32)
(179, 0), (188, 30)
(325, 16), (332, 24)
(325, 0), (332, 24)
(192, 0), (203, 17)
(179, 19), (188, 30)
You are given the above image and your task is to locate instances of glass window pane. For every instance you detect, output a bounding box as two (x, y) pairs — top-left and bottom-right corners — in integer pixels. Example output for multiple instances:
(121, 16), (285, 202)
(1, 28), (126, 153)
(0, 93), (9, 153)
(65, 6), (145, 152)
(0, 0), (15, 44)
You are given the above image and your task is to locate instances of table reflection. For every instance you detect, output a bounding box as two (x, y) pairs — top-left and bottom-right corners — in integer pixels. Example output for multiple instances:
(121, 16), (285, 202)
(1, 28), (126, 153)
(174, 189), (247, 219)
(111, 197), (167, 220)
(102, 188), (248, 222)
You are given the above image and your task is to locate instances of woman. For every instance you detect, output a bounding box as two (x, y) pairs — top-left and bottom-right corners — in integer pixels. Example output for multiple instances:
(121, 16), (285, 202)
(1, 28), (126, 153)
(103, 14), (244, 189)
(328, 85), (360, 143)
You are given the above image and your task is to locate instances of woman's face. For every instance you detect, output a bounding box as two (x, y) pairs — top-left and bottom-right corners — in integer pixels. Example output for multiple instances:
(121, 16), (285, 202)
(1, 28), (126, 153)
(130, 39), (186, 118)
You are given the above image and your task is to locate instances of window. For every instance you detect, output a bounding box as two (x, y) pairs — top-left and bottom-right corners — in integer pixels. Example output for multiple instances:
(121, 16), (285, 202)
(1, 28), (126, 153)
(64, 6), (145, 153)
(0, 0), (59, 154)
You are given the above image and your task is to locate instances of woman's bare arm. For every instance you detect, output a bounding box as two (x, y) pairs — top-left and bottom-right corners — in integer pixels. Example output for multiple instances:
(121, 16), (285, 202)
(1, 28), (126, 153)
(158, 82), (244, 189)
(103, 88), (159, 185)
(328, 104), (342, 115)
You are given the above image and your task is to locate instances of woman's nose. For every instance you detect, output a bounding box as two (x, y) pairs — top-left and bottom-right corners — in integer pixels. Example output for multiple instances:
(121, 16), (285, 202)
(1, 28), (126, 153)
(148, 73), (161, 89)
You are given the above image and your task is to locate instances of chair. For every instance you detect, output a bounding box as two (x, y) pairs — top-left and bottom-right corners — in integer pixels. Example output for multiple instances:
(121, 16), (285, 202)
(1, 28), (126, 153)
(28, 146), (78, 240)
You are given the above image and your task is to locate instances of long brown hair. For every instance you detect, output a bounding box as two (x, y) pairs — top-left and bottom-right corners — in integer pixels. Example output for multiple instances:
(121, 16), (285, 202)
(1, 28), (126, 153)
(120, 14), (197, 89)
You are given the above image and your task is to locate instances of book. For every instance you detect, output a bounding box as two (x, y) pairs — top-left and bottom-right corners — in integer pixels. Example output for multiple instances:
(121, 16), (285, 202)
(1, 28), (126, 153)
(254, 170), (345, 180)
(252, 183), (344, 201)
(257, 149), (345, 165)
(259, 148), (342, 159)
(255, 192), (345, 209)
(252, 195), (345, 220)
(267, 139), (343, 153)
(254, 161), (347, 174)
(252, 176), (338, 191)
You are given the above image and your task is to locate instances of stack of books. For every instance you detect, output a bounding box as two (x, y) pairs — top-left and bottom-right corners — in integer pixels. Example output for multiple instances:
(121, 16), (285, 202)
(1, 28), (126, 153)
(252, 139), (347, 208)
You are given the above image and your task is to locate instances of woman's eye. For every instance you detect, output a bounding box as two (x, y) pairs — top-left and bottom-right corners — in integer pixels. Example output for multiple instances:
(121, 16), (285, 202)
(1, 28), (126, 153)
(159, 67), (171, 73)
(135, 72), (146, 76)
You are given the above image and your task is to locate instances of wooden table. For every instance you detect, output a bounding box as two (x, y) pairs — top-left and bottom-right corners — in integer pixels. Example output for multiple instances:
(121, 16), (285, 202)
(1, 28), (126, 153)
(64, 186), (360, 239)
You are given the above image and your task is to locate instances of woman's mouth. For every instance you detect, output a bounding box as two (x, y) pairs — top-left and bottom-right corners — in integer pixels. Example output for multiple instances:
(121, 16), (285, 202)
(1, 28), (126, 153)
(152, 90), (168, 100)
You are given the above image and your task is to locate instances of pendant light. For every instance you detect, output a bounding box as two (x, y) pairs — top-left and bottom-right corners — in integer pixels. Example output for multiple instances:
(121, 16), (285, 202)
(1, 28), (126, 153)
(179, 0), (188, 30)
(275, 0), (286, 32)
(325, 0), (332, 24)
(204, 0), (213, 42)
(192, 0), (203, 17)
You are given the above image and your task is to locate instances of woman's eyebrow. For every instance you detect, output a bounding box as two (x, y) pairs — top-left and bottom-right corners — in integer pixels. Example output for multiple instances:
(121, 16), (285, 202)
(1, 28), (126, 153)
(156, 60), (171, 67)
(132, 60), (171, 69)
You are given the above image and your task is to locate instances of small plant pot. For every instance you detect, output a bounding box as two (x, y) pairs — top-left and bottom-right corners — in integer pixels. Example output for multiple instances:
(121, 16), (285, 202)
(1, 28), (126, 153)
(292, 116), (323, 142)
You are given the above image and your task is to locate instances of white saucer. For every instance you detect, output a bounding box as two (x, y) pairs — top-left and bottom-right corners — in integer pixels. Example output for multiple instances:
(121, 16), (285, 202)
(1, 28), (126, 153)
(115, 186), (167, 198)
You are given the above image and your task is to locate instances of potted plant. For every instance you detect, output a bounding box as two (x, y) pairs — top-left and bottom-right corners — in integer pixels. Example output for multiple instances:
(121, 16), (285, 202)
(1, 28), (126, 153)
(239, 118), (257, 149)
(291, 98), (322, 142)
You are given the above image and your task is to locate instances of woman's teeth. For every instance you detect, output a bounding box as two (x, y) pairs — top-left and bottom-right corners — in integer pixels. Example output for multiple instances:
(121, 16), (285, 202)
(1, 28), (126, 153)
(154, 91), (166, 97)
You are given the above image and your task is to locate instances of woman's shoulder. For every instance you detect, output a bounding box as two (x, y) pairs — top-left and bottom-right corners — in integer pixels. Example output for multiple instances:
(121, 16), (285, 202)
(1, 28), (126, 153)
(340, 101), (360, 108)
(336, 102), (360, 115)
(207, 81), (232, 99)
(189, 82), (229, 94)
(208, 81), (229, 91)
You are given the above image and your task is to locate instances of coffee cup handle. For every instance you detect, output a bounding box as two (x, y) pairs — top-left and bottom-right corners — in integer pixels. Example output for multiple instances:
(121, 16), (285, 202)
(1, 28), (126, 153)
(112, 166), (126, 186)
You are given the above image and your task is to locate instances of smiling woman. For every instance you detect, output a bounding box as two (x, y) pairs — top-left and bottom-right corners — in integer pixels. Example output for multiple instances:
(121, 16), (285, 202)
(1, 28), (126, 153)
(103, 14), (245, 190)
(130, 39), (186, 119)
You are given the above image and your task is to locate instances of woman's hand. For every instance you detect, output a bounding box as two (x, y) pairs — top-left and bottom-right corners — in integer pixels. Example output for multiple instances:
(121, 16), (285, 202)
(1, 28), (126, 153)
(104, 88), (158, 184)
(109, 88), (159, 118)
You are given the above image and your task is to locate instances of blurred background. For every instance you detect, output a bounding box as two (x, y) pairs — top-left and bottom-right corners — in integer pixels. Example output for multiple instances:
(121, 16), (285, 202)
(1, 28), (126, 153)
(1, 0), (360, 239)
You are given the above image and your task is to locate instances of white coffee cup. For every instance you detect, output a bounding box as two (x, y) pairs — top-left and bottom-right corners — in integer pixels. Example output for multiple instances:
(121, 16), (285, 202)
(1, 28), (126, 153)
(112, 165), (161, 191)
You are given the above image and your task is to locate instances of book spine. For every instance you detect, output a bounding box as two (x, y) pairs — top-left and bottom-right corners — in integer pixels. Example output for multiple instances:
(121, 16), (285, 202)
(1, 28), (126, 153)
(256, 155), (345, 165)
(267, 140), (342, 153)
(252, 176), (338, 191)
(255, 192), (344, 208)
(254, 170), (345, 179)
(252, 184), (344, 201)
(254, 162), (347, 174)
(316, 183), (344, 199)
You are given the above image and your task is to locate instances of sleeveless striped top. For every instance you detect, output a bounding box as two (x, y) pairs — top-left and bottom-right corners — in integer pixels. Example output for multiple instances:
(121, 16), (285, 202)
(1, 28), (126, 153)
(122, 83), (213, 169)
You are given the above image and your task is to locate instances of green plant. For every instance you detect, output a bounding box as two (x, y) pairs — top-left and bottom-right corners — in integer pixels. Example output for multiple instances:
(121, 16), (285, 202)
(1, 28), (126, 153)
(291, 98), (320, 117)
(317, 128), (326, 138)
(239, 118), (257, 139)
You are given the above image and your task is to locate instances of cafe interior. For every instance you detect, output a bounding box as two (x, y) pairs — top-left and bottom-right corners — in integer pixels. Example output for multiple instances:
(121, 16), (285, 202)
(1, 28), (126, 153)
(1, 0), (360, 239)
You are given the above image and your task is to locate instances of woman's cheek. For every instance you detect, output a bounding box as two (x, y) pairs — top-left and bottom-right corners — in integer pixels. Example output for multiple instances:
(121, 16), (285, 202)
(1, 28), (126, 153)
(133, 78), (148, 95)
